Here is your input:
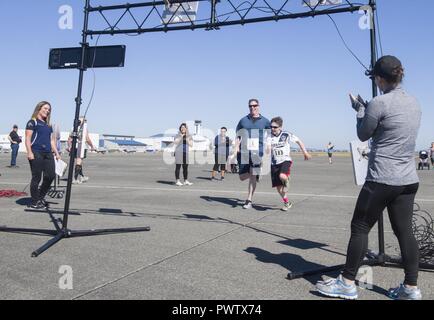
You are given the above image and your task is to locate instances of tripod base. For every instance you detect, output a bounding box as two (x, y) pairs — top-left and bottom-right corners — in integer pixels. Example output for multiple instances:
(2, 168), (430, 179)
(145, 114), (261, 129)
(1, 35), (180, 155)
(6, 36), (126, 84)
(0, 224), (151, 257)
(32, 226), (151, 257)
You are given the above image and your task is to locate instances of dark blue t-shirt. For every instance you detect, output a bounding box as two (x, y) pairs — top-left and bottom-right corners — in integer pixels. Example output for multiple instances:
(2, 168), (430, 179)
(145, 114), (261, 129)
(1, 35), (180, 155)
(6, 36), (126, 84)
(236, 114), (270, 157)
(26, 119), (53, 153)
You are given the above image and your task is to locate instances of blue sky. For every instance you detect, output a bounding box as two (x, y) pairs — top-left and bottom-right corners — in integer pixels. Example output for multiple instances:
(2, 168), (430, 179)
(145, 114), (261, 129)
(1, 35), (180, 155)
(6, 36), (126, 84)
(0, 0), (433, 150)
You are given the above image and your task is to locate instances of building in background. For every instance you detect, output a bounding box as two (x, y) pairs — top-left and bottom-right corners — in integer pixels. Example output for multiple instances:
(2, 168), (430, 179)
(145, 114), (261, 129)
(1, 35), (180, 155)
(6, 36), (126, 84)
(99, 134), (147, 153)
(136, 134), (176, 152)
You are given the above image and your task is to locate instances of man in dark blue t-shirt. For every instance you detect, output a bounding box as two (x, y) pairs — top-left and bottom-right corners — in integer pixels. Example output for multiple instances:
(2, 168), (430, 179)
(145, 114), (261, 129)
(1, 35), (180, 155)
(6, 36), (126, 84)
(234, 98), (271, 209)
(8, 125), (22, 167)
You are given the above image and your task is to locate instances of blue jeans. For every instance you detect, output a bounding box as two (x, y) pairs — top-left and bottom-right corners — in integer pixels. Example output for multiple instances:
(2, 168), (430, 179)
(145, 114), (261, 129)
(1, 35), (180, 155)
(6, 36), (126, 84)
(10, 143), (19, 166)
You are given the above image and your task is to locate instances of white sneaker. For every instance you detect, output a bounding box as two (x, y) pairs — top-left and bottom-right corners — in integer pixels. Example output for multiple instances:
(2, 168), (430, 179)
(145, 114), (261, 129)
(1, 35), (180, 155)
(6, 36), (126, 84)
(243, 200), (252, 209)
(184, 180), (193, 186)
(175, 180), (184, 186)
(281, 201), (293, 211)
(72, 177), (82, 184)
(80, 176), (89, 182)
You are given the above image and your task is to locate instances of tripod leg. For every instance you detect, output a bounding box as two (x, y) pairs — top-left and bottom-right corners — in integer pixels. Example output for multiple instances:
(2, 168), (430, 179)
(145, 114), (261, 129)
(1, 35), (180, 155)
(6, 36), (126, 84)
(287, 256), (386, 280)
(287, 264), (345, 280)
(32, 232), (65, 257)
(69, 226), (151, 237)
(0, 226), (58, 236)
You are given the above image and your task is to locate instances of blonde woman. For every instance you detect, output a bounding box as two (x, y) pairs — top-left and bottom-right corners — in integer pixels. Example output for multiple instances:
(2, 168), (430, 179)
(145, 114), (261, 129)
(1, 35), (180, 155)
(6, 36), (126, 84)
(174, 123), (193, 186)
(25, 101), (61, 209)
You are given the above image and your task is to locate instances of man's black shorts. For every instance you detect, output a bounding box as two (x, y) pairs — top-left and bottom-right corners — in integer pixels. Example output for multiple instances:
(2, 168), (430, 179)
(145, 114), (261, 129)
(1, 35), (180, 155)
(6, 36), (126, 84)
(237, 153), (261, 176)
(214, 153), (227, 171)
(271, 161), (292, 187)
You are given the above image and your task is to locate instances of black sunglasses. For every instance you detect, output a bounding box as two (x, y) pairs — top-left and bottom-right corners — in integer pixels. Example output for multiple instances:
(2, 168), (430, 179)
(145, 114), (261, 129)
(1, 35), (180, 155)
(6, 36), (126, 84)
(249, 104), (259, 108)
(271, 126), (280, 129)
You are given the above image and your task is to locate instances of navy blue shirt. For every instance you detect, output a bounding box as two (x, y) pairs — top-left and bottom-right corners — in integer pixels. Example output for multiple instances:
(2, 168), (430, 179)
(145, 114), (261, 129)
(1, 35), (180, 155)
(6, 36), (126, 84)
(236, 114), (270, 157)
(26, 119), (53, 153)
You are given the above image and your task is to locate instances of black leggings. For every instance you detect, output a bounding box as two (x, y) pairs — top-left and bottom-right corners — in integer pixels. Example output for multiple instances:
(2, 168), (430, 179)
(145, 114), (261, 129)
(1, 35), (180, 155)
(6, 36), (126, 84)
(75, 164), (84, 180)
(175, 164), (188, 180)
(29, 151), (56, 203)
(342, 181), (419, 286)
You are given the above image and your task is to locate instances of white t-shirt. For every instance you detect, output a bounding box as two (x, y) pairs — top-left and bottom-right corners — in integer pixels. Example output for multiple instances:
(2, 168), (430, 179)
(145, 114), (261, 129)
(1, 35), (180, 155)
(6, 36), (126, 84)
(268, 130), (300, 165)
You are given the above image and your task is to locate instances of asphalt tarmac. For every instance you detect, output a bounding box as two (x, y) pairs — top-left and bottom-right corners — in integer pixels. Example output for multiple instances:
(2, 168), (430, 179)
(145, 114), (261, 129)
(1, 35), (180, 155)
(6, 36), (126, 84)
(0, 152), (433, 300)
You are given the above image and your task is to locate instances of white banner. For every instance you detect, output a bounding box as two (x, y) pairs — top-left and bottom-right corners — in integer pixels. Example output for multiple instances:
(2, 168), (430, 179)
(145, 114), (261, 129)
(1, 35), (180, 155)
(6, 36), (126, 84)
(162, 1), (199, 24)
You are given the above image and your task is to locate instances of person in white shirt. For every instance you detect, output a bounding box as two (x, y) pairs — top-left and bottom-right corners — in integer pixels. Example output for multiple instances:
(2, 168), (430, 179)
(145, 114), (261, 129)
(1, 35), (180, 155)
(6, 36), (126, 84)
(266, 116), (311, 211)
(326, 142), (334, 164)
(67, 117), (96, 184)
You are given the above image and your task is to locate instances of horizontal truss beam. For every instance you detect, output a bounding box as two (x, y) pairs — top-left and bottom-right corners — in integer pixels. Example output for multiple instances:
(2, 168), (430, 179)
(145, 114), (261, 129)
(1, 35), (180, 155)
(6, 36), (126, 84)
(86, 1), (371, 35)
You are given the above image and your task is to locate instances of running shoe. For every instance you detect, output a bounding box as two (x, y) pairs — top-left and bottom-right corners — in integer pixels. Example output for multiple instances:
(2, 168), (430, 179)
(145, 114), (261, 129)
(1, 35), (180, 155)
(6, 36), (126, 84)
(175, 180), (184, 186)
(388, 284), (422, 300)
(72, 177), (82, 184)
(28, 200), (47, 210)
(315, 275), (358, 300)
(39, 199), (50, 208)
(281, 201), (293, 211)
(184, 180), (193, 186)
(80, 175), (89, 182)
(243, 200), (252, 209)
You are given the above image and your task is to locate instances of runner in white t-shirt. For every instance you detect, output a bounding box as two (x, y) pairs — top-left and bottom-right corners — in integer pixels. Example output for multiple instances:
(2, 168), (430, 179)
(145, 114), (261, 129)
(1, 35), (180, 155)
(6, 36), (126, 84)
(266, 117), (311, 211)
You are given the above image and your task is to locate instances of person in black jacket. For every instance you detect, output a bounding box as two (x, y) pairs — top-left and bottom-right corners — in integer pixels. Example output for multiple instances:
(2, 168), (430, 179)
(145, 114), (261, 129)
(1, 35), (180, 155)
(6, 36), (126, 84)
(8, 125), (22, 167)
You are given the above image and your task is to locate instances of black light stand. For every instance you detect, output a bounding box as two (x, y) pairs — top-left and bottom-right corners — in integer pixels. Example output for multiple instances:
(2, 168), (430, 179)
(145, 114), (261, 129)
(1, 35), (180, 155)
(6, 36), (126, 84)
(0, 0), (150, 257)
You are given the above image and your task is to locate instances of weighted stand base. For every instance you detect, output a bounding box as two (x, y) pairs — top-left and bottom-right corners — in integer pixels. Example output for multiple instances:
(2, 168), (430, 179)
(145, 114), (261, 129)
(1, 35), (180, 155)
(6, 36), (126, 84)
(287, 254), (385, 280)
(287, 252), (433, 280)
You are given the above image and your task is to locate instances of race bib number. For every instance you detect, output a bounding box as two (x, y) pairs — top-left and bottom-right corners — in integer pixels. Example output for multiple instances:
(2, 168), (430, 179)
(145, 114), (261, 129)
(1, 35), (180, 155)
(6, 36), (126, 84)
(247, 138), (259, 151)
(273, 149), (284, 157)
(273, 148), (286, 162)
